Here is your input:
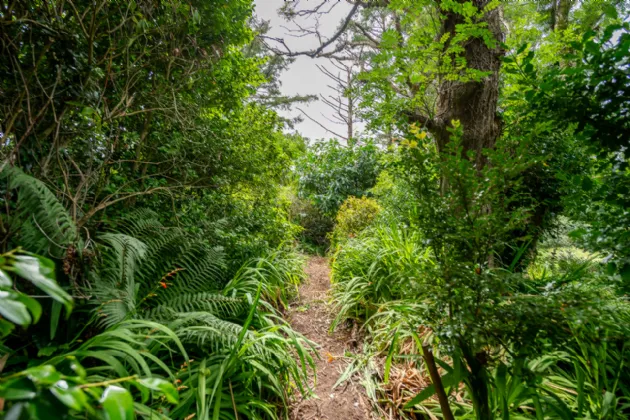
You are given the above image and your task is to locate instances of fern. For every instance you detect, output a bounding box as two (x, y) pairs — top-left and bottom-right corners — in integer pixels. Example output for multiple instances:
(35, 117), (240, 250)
(112, 208), (164, 237)
(145, 293), (247, 320)
(149, 243), (225, 299)
(108, 209), (227, 295)
(171, 312), (254, 354)
(87, 212), (315, 419)
(91, 233), (148, 327)
(0, 165), (79, 258)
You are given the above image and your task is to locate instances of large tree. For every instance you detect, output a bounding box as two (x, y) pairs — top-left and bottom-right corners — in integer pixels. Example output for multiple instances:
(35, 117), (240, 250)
(265, 0), (506, 167)
(0, 0), (281, 230)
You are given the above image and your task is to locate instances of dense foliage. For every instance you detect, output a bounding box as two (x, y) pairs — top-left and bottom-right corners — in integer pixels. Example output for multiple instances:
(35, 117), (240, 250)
(1, 0), (629, 418)
(329, 196), (381, 248)
(320, 1), (630, 419)
(293, 139), (382, 249)
(0, 166), (314, 419)
(296, 140), (382, 217)
(0, 1), (313, 419)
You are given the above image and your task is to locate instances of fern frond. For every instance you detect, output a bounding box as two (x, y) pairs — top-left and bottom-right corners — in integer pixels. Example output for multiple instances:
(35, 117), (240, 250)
(144, 293), (247, 320)
(138, 240), (225, 298)
(92, 233), (148, 327)
(172, 312), (254, 354)
(1, 165), (79, 257)
(111, 208), (163, 237)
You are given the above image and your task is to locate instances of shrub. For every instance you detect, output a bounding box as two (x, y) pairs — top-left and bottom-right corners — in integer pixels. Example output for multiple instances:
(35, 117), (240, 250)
(330, 124), (630, 419)
(288, 194), (334, 248)
(330, 222), (432, 329)
(370, 170), (418, 224)
(200, 191), (302, 277)
(329, 196), (381, 248)
(296, 139), (382, 217)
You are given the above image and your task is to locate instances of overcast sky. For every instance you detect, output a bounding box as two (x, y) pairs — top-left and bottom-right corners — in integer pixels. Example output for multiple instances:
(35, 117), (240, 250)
(253, 0), (359, 142)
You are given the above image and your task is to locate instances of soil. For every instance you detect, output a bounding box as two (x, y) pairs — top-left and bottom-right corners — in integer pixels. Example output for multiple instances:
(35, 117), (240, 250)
(288, 256), (376, 420)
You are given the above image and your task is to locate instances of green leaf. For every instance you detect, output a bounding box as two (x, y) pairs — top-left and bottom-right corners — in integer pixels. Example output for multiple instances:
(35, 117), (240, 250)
(137, 378), (179, 404)
(15, 294), (42, 324)
(0, 269), (12, 287)
(69, 361), (87, 379)
(100, 386), (134, 420)
(524, 50), (535, 63)
(384, 330), (398, 384)
(9, 255), (73, 312)
(0, 318), (15, 338)
(404, 371), (462, 408)
(602, 391), (616, 417)
(26, 365), (61, 385)
(0, 378), (37, 400)
(50, 301), (62, 340)
(81, 107), (95, 116)
(0, 291), (32, 326)
(51, 381), (88, 411)
(37, 346), (58, 358)
(495, 363), (509, 420)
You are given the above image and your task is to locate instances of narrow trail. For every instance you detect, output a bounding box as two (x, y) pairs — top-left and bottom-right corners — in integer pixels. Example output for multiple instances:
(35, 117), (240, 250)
(288, 256), (375, 420)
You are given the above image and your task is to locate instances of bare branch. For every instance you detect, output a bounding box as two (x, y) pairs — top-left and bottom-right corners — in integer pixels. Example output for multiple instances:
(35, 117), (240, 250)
(267, 3), (360, 58)
(297, 107), (347, 140)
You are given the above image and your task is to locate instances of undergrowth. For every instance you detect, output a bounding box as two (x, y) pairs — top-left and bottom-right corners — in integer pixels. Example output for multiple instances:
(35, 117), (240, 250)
(0, 167), (315, 419)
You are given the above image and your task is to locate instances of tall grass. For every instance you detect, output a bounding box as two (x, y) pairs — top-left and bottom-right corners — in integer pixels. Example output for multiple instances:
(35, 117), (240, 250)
(330, 222), (433, 330)
(330, 221), (630, 419)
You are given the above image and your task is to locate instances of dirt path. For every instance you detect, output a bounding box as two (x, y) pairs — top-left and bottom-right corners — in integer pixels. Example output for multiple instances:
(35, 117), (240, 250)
(289, 256), (375, 420)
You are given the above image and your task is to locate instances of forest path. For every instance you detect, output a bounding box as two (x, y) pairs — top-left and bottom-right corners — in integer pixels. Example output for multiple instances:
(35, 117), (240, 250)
(288, 256), (374, 420)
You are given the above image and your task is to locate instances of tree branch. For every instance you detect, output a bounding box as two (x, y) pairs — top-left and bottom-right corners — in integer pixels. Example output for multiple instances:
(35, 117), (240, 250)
(296, 107), (348, 140)
(267, 3), (360, 58)
(404, 110), (436, 131)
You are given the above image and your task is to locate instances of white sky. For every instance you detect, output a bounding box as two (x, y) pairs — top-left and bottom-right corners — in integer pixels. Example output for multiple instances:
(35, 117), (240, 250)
(253, 0), (359, 142)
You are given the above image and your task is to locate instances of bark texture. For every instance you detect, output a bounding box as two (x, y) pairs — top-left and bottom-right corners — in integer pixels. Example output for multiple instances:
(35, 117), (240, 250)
(433, 1), (505, 167)
(554, 0), (573, 31)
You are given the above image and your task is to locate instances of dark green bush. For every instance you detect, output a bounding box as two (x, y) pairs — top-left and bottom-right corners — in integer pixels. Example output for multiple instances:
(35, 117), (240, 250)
(296, 140), (382, 217)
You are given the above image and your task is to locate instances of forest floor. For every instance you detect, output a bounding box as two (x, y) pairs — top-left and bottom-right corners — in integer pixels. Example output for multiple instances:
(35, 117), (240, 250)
(288, 256), (376, 420)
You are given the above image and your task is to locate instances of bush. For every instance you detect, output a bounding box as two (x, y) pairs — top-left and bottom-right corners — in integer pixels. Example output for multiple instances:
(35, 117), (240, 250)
(370, 170), (418, 224)
(329, 196), (381, 248)
(288, 194), (334, 249)
(296, 139), (382, 217)
(330, 124), (630, 419)
(0, 170), (315, 420)
(331, 220), (630, 419)
(200, 191), (302, 277)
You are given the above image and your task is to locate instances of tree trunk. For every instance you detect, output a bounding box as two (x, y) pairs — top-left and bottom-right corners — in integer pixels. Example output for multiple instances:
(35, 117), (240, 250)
(461, 342), (492, 420)
(433, 1), (505, 168)
(422, 344), (455, 420)
(347, 69), (354, 145)
(554, 0), (572, 32)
